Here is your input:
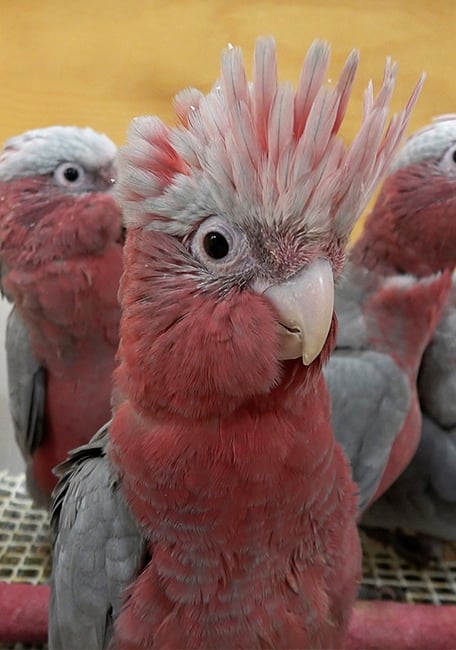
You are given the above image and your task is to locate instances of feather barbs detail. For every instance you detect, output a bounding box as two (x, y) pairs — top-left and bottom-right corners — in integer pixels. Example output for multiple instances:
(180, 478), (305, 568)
(118, 36), (424, 240)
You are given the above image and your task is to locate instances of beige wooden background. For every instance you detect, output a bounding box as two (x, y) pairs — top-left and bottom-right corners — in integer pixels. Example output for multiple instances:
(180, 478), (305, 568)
(0, 0), (455, 470)
(2, 2), (454, 146)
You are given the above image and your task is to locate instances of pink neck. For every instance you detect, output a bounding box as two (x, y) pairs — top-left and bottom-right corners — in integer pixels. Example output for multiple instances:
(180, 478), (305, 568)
(3, 243), (122, 366)
(108, 365), (359, 648)
(111, 362), (346, 544)
(110, 364), (335, 535)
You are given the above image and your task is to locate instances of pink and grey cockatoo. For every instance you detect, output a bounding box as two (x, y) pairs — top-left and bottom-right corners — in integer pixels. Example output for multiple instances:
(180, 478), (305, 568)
(325, 115), (456, 520)
(325, 274), (451, 516)
(49, 37), (422, 649)
(0, 126), (123, 507)
(352, 116), (456, 544)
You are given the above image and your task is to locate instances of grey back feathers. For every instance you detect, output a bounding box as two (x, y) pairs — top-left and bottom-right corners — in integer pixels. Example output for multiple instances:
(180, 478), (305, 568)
(418, 278), (456, 428)
(326, 262), (413, 512)
(6, 308), (48, 506)
(362, 278), (456, 540)
(325, 351), (410, 512)
(362, 415), (456, 540)
(0, 126), (117, 181)
(49, 424), (145, 650)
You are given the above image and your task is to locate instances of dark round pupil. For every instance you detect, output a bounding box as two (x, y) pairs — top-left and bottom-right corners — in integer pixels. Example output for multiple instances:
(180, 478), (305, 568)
(63, 166), (80, 182)
(452, 149), (456, 163)
(203, 231), (229, 259)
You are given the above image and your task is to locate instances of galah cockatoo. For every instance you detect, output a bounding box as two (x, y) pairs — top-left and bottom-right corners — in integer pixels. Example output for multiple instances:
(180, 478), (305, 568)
(49, 37), (422, 649)
(353, 116), (456, 543)
(325, 115), (456, 516)
(0, 126), (123, 507)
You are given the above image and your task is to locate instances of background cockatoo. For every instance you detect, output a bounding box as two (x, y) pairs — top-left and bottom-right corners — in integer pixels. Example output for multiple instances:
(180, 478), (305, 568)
(0, 126), (123, 506)
(356, 119), (456, 549)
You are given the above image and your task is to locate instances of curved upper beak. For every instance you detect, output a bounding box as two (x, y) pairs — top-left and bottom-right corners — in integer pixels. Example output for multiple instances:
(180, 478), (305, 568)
(263, 258), (334, 366)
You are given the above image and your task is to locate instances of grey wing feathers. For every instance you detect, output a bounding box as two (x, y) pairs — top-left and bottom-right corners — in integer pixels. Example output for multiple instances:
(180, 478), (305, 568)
(416, 416), (456, 503)
(366, 279), (456, 541)
(362, 415), (456, 541)
(49, 423), (145, 650)
(333, 266), (371, 350)
(325, 350), (410, 513)
(418, 278), (456, 428)
(6, 306), (46, 459)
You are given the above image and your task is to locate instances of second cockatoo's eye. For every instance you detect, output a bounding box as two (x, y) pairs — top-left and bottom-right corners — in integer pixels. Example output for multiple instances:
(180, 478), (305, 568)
(190, 215), (253, 275)
(53, 162), (86, 188)
(438, 143), (456, 176)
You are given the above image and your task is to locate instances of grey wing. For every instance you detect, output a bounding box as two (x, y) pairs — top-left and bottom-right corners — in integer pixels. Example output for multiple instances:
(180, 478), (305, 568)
(418, 279), (456, 428)
(386, 278), (456, 539)
(6, 306), (46, 459)
(333, 264), (372, 350)
(419, 417), (456, 504)
(49, 423), (146, 650)
(362, 415), (456, 541)
(324, 350), (411, 513)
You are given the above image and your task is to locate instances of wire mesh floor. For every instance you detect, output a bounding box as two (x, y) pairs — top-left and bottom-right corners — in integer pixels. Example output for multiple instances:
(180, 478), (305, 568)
(0, 470), (455, 649)
(361, 529), (456, 605)
(0, 471), (51, 586)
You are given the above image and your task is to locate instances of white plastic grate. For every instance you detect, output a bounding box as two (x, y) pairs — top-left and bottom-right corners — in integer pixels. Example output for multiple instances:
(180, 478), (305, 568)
(0, 471), (49, 650)
(360, 529), (456, 605)
(0, 471), (455, 648)
(0, 470), (51, 586)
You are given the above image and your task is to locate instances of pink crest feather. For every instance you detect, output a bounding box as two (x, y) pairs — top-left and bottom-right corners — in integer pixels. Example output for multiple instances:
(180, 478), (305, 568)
(253, 37), (278, 151)
(117, 36), (424, 239)
(294, 41), (331, 139)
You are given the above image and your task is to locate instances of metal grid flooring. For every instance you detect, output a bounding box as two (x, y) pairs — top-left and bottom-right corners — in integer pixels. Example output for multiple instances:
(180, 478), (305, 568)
(0, 471), (455, 648)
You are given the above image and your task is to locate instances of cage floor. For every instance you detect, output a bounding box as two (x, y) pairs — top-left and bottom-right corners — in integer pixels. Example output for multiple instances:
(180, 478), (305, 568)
(1, 471), (455, 649)
(0, 471), (51, 586)
(361, 529), (456, 605)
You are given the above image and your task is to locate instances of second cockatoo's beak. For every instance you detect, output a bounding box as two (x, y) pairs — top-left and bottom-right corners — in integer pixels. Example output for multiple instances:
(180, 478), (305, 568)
(98, 162), (117, 190)
(263, 258), (335, 366)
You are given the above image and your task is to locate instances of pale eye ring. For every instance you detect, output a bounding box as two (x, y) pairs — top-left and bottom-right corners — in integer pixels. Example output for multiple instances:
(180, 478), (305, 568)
(54, 162), (86, 187)
(190, 215), (253, 275)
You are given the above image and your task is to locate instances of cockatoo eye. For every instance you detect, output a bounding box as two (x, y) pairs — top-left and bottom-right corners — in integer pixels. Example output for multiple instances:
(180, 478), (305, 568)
(54, 162), (86, 188)
(203, 232), (229, 259)
(438, 143), (456, 176)
(190, 215), (253, 275)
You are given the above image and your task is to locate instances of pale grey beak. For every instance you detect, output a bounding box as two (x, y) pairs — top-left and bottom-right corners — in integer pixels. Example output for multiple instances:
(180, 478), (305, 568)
(263, 258), (335, 365)
(98, 162), (117, 190)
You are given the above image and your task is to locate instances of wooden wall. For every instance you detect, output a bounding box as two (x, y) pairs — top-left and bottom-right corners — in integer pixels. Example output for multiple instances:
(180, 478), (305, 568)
(1, 1), (455, 232)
